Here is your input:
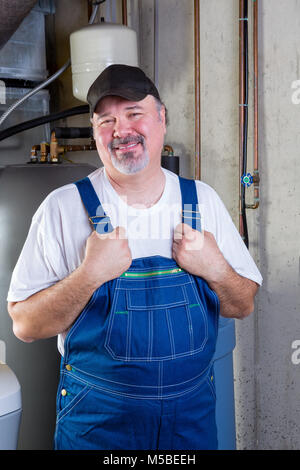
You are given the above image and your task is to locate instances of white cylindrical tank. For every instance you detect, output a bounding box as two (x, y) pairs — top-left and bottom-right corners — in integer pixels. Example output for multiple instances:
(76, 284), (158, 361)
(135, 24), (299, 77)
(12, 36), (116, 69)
(0, 341), (21, 450)
(70, 22), (139, 102)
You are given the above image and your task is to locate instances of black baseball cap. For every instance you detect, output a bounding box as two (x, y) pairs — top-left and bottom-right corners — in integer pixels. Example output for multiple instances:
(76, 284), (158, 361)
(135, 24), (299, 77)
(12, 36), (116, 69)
(87, 64), (161, 115)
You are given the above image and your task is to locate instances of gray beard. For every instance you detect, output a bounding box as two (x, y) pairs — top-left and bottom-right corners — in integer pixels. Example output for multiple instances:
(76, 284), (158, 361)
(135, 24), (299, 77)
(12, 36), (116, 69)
(108, 136), (149, 175)
(110, 149), (150, 175)
(109, 136), (149, 174)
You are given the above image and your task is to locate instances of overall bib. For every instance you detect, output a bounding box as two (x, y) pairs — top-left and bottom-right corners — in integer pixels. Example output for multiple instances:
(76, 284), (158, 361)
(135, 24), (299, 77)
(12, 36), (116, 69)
(54, 175), (220, 450)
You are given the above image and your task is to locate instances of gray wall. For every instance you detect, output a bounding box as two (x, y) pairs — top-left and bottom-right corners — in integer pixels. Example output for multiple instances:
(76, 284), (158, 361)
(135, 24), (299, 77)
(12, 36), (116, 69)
(2, 0), (300, 450)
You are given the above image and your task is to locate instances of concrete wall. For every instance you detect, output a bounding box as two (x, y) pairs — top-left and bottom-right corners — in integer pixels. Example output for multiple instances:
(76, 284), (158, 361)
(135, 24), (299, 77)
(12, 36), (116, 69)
(254, 0), (300, 449)
(2, 0), (300, 450)
(135, 0), (300, 450)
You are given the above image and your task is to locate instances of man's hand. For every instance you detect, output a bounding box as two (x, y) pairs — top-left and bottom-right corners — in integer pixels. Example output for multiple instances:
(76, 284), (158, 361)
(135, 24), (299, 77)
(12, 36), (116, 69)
(172, 223), (228, 282)
(172, 223), (259, 319)
(8, 226), (132, 342)
(81, 226), (132, 289)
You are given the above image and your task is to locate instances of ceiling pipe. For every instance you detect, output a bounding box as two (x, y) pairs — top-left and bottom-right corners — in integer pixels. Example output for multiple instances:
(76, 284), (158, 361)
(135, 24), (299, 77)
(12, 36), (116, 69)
(194, 0), (201, 180)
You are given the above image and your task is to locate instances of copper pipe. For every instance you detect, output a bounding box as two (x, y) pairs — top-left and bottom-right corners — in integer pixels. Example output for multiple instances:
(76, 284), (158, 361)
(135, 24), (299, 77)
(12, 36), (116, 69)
(40, 141), (50, 163)
(50, 131), (64, 162)
(239, 0), (245, 236)
(30, 144), (40, 155)
(50, 130), (96, 162)
(246, 0), (260, 209)
(194, 0), (201, 180)
(122, 0), (127, 26)
(30, 144), (40, 163)
(163, 145), (174, 156)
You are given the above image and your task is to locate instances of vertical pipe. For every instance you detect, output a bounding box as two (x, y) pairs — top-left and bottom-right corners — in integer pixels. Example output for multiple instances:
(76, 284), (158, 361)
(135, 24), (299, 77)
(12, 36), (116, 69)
(252, 0), (260, 208)
(87, 0), (93, 20)
(239, 0), (245, 237)
(194, 0), (201, 180)
(253, 1), (258, 169)
(122, 0), (128, 25)
(245, 0), (260, 210)
(153, 0), (159, 87)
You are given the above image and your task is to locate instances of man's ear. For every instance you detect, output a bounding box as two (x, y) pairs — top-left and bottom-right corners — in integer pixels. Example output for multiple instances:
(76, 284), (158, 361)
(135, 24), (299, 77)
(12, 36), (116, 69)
(90, 117), (95, 139)
(160, 105), (167, 134)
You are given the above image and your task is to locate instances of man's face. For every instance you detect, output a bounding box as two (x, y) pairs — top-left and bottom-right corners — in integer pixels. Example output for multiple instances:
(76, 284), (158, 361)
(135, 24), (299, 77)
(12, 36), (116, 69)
(91, 95), (166, 176)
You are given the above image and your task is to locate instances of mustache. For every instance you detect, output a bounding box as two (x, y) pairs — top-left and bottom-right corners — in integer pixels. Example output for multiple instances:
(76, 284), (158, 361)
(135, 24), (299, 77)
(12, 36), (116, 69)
(109, 135), (145, 150)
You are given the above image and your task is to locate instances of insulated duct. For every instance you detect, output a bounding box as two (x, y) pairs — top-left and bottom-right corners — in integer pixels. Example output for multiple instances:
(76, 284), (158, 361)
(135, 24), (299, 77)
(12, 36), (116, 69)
(0, 0), (37, 50)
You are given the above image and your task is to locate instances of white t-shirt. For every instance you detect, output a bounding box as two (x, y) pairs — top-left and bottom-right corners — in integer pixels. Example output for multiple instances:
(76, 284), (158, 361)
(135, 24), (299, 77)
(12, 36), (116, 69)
(7, 167), (262, 355)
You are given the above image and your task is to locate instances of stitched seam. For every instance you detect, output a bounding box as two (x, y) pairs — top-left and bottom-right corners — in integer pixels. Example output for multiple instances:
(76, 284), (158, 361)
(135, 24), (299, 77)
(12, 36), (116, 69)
(183, 285), (194, 353)
(166, 308), (175, 359)
(148, 310), (153, 361)
(104, 277), (121, 351)
(61, 369), (211, 400)
(56, 385), (93, 424)
(128, 285), (188, 309)
(64, 291), (98, 359)
(104, 346), (211, 361)
(67, 361), (212, 389)
(189, 275), (209, 350)
(185, 304), (194, 353)
(158, 362), (162, 399)
(124, 282), (189, 290)
(206, 376), (216, 399)
(126, 295), (131, 361)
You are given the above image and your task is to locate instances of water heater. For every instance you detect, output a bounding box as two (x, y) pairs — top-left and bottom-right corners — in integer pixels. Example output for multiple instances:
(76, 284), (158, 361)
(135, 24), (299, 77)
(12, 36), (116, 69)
(70, 22), (139, 102)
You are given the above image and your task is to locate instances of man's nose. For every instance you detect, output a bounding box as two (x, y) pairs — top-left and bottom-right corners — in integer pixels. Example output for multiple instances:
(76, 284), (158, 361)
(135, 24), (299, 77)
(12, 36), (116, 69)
(112, 118), (132, 138)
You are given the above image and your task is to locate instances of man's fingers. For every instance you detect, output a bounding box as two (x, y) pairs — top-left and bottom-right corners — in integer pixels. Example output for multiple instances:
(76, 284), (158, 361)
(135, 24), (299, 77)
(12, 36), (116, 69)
(174, 223), (197, 241)
(114, 226), (127, 239)
(173, 223), (205, 251)
(95, 226), (127, 240)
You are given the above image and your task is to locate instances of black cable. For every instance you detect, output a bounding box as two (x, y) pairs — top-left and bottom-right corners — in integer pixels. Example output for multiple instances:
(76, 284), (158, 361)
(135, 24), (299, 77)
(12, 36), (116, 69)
(53, 127), (92, 139)
(241, 0), (249, 248)
(0, 105), (89, 142)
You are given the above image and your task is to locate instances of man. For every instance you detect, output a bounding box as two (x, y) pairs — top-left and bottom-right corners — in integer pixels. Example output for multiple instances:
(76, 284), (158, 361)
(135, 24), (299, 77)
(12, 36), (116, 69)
(7, 64), (262, 450)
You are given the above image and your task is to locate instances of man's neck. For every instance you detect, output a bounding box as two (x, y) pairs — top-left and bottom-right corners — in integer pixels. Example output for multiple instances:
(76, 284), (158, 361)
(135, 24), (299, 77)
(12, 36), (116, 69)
(105, 166), (166, 208)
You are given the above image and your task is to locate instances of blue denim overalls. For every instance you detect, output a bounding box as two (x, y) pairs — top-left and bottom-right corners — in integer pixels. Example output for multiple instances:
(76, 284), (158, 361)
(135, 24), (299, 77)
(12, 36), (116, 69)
(54, 175), (220, 450)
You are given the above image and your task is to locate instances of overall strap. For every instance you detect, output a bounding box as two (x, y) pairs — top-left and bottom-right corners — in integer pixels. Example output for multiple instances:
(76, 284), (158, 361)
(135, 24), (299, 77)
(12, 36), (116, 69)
(74, 176), (114, 234)
(178, 176), (202, 232)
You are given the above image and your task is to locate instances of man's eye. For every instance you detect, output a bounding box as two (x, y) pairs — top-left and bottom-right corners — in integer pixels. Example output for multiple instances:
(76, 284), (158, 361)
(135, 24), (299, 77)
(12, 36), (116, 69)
(99, 119), (114, 126)
(129, 113), (142, 118)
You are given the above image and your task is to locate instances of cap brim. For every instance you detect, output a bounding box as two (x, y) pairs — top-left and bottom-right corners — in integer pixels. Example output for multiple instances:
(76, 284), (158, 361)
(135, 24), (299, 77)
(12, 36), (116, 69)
(91, 88), (147, 115)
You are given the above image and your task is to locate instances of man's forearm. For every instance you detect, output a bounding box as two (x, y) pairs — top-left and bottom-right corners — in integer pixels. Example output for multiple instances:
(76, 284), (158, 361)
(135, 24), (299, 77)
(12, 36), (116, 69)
(8, 264), (102, 342)
(207, 262), (259, 319)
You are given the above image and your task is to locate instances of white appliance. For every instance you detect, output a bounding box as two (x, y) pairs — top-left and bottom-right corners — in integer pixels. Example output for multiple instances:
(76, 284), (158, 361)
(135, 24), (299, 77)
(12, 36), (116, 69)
(0, 340), (21, 450)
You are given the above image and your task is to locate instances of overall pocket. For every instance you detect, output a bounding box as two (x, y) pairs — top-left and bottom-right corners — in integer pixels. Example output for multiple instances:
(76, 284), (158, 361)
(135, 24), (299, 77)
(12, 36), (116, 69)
(56, 373), (93, 424)
(104, 274), (208, 361)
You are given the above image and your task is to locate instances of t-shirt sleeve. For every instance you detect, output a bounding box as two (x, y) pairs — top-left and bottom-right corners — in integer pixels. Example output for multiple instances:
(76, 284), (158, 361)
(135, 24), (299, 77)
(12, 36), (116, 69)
(199, 183), (263, 286)
(7, 194), (69, 302)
